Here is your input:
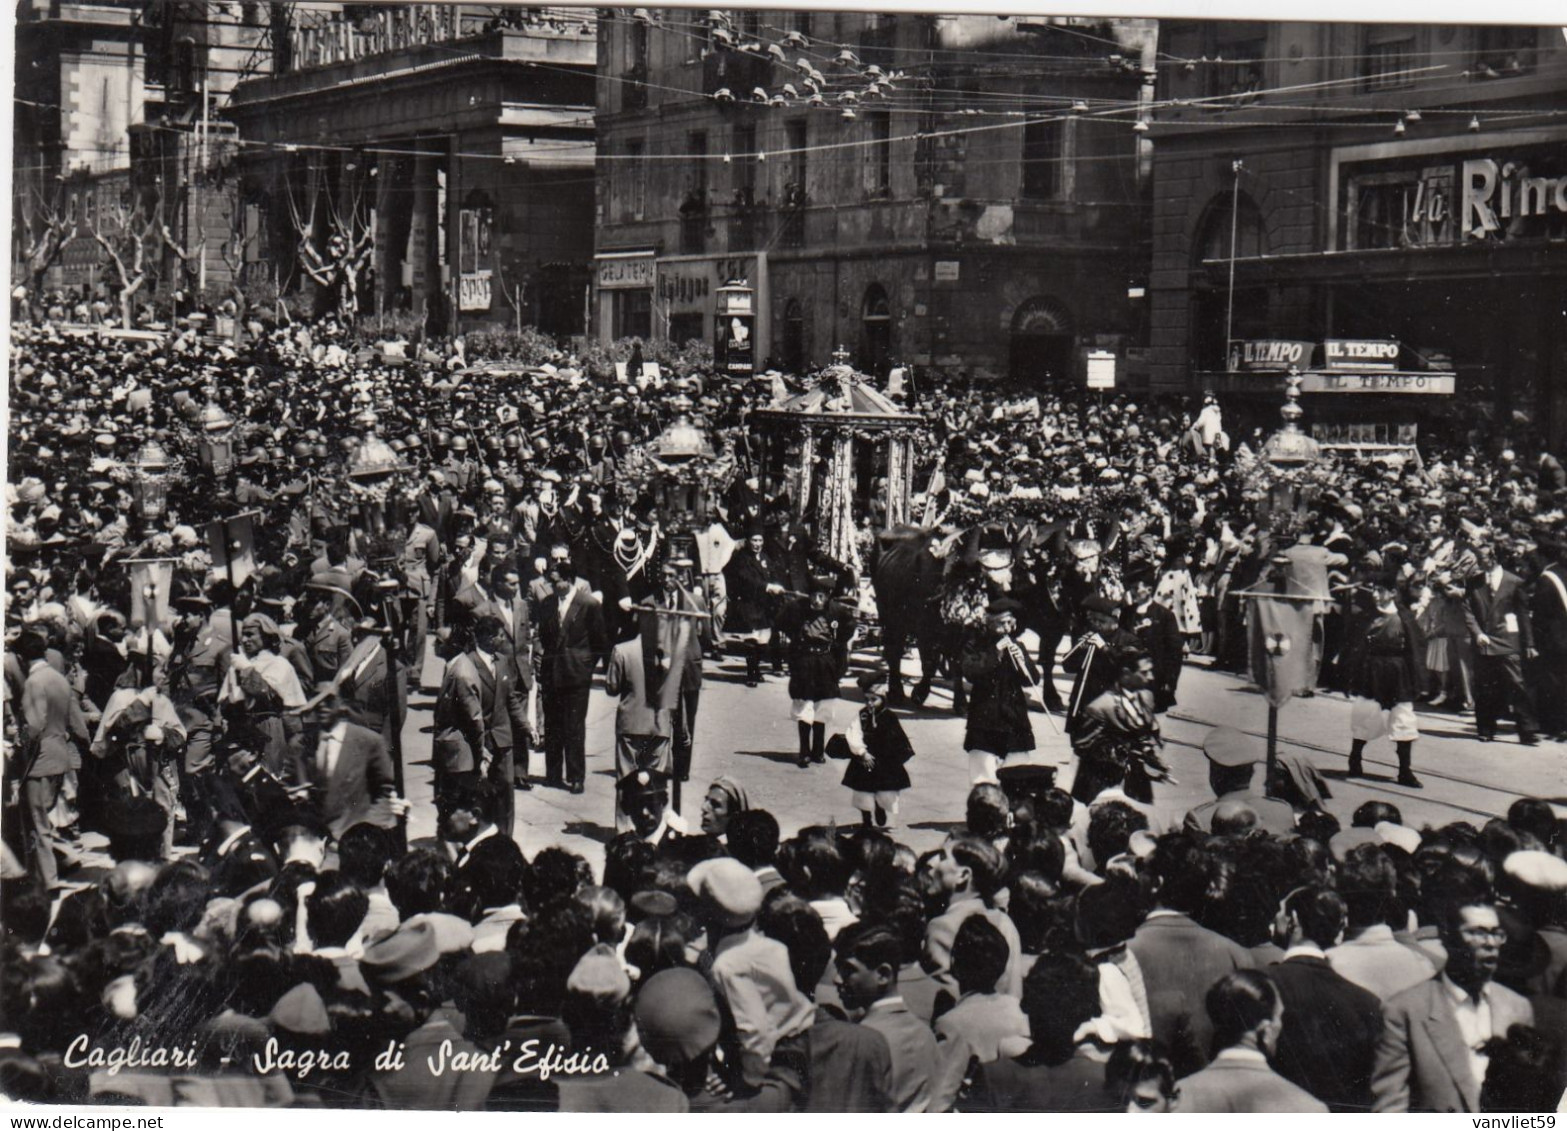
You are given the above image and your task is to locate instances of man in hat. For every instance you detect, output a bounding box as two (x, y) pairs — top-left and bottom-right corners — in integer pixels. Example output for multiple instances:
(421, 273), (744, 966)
(330, 612), (406, 747)
(221, 613), (308, 781)
(689, 855), (815, 1090)
(776, 573), (857, 769)
(300, 590), (354, 695)
(1182, 726), (1296, 837)
(1463, 543), (1540, 745)
(1121, 561), (1183, 712)
(962, 597), (1041, 785)
(1064, 595), (1140, 737)
(1344, 575), (1426, 787)
(724, 528), (784, 687)
(617, 767), (692, 850)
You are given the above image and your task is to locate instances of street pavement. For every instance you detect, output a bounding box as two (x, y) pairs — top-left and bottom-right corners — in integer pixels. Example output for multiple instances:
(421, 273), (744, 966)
(402, 636), (1567, 870)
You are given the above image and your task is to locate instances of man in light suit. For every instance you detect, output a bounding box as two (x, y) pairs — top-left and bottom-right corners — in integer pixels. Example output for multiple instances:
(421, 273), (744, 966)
(537, 560), (607, 794)
(297, 691), (406, 841)
(433, 616), (516, 831)
(1464, 544), (1539, 744)
(1372, 896), (1534, 1112)
(454, 563), (536, 790)
(13, 630), (88, 890)
(1176, 970), (1327, 1113)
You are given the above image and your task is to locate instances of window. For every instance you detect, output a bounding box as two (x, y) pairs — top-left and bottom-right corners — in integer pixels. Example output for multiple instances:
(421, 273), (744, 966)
(613, 288), (652, 340)
(1021, 117), (1065, 200)
(1475, 26), (1536, 76)
(1204, 38), (1265, 98)
(865, 111), (891, 197)
(1363, 30), (1416, 91)
(681, 132), (708, 252)
(623, 139), (645, 221)
(782, 298), (805, 371)
(687, 130), (708, 200)
(622, 20), (649, 109)
(791, 11), (812, 37)
(733, 124), (757, 203)
(738, 9), (760, 38)
(669, 312), (705, 345)
(786, 118), (808, 188)
(861, 284), (892, 375)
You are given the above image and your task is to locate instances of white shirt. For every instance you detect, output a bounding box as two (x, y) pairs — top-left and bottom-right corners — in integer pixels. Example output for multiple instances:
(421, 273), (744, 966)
(1213, 1046), (1269, 1066)
(556, 586), (576, 623)
(1282, 942), (1328, 961)
(1487, 565), (1504, 592)
(1442, 974), (1494, 1090)
(472, 647), (496, 679)
(319, 721), (348, 778)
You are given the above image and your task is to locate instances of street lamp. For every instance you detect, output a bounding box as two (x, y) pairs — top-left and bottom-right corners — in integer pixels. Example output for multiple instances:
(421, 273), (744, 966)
(197, 400), (235, 475)
(131, 438), (171, 526)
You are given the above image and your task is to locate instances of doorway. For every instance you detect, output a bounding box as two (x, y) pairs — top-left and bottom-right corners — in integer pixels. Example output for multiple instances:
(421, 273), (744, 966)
(1009, 296), (1075, 384)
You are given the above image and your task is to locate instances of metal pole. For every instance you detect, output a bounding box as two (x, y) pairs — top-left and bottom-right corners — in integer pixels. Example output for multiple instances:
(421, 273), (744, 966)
(1225, 160), (1242, 365)
(1265, 704), (1278, 800)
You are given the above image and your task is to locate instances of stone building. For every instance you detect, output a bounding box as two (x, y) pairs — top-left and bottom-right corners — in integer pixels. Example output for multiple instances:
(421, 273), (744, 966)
(593, 10), (1157, 384)
(1147, 21), (1567, 446)
(226, 4), (596, 335)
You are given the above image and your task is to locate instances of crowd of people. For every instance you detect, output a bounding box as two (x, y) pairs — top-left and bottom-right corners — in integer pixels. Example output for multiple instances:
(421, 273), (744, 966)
(3, 308), (1567, 1111)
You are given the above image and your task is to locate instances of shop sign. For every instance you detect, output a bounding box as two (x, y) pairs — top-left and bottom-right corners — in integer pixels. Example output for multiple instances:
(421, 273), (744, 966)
(459, 273), (492, 311)
(1341, 140), (1567, 250)
(1232, 339), (1312, 372)
(1300, 372), (1453, 395)
(1312, 422), (1419, 444)
(1086, 351), (1116, 389)
(1324, 340), (1400, 370)
(934, 260), (960, 282)
(597, 255), (655, 290)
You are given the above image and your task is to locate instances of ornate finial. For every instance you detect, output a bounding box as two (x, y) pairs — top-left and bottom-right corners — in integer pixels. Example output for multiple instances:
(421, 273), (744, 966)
(831, 344), (851, 365)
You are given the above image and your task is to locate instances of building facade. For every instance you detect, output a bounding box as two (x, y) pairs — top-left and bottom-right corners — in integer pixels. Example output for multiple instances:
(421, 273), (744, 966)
(226, 4), (596, 335)
(593, 10), (1156, 383)
(1147, 21), (1567, 446)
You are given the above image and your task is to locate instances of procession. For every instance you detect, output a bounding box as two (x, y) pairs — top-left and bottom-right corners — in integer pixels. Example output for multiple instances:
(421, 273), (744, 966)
(6, 2), (1567, 1117)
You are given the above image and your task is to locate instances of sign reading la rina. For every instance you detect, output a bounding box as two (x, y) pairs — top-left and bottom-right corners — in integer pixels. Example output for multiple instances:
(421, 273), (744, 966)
(1341, 140), (1567, 251)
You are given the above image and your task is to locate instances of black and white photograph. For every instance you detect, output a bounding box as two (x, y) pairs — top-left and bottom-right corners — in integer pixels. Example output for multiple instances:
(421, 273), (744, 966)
(4, 0), (1567, 1113)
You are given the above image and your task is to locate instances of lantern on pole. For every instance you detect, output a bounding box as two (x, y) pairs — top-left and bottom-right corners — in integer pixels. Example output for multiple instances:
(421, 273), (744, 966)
(197, 400), (235, 476)
(131, 439), (171, 526)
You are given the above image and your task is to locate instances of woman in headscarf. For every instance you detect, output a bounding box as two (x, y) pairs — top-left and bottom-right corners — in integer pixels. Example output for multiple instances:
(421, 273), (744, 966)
(220, 613), (307, 779)
(699, 775), (749, 840)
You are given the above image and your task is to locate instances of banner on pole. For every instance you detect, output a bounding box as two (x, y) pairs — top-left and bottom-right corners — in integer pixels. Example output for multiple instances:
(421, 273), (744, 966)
(127, 559), (175, 629)
(1247, 594), (1318, 709)
(206, 514), (258, 587)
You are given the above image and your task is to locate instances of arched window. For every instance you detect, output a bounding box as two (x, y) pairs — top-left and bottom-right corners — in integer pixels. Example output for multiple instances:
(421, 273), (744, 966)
(861, 284), (892, 376)
(1009, 295), (1075, 384)
(781, 298), (805, 373)
(1195, 192), (1266, 265)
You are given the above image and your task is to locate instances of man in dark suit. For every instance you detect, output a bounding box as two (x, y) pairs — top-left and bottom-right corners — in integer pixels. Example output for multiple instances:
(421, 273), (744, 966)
(331, 615), (406, 747)
(1269, 885), (1384, 1111)
(1127, 833), (1256, 1078)
(1464, 544), (1540, 744)
(297, 691), (406, 841)
(1121, 562), (1184, 711)
(13, 630), (88, 890)
(433, 616), (517, 831)
(1527, 534), (1567, 741)
(1372, 895), (1535, 1112)
(537, 560), (607, 794)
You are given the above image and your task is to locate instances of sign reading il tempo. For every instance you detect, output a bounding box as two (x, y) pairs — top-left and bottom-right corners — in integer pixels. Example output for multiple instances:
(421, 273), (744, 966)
(1300, 372), (1454, 395)
(1233, 339), (1313, 372)
(1324, 339), (1400, 371)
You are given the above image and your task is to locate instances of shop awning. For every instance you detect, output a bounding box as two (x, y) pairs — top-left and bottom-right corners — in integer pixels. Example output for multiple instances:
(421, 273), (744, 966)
(1197, 370), (1454, 395)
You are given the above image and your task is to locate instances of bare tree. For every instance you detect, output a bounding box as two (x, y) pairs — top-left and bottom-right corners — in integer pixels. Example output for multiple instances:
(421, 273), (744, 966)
(285, 162), (375, 321)
(15, 184), (79, 294)
(88, 193), (161, 329)
(497, 256), (529, 334)
(217, 199), (260, 338)
(159, 187), (207, 318)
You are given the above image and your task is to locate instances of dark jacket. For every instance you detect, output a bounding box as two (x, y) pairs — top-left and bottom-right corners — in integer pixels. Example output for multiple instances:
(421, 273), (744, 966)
(1121, 599), (1183, 710)
(830, 703), (915, 793)
(963, 632), (1040, 756)
(1464, 569), (1534, 656)
(1269, 953), (1385, 1111)
(537, 590), (608, 690)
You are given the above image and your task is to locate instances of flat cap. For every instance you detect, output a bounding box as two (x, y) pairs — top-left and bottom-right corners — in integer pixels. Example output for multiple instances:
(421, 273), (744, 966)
(362, 918), (441, 983)
(565, 943), (631, 1006)
(687, 856), (763, 928)
(1201, 725), (1255, 767)
(1503, 850), (1567, 892)
(635, 968), (721, 1066)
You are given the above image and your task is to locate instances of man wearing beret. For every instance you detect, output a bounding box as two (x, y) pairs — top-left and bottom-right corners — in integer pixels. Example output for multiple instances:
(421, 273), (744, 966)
(689, 856), (814, 1090)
